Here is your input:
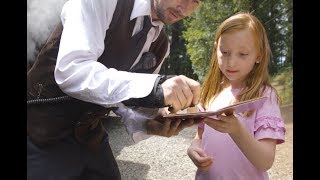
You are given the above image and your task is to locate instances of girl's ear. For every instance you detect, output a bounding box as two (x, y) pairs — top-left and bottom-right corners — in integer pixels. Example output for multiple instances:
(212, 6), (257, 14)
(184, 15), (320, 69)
(213, 41), (218, 51)
(255, 55), (261, 63)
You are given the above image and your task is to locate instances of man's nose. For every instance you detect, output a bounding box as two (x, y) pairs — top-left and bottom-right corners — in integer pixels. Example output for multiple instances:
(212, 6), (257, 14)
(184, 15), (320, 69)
(176, 1), (189, 18)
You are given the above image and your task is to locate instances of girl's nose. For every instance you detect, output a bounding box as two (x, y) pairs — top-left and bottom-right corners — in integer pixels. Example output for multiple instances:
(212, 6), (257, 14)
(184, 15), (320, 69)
(227, 56), (237, 67)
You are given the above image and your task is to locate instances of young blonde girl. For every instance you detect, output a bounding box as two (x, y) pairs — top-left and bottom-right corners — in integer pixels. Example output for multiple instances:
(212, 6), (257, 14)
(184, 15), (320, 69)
(187, 12), (286, 180)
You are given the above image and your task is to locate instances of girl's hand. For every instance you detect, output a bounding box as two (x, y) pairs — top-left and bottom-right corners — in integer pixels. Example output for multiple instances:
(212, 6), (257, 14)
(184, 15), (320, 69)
(187, 145), (213, 171)
(204, 113), (242, 135)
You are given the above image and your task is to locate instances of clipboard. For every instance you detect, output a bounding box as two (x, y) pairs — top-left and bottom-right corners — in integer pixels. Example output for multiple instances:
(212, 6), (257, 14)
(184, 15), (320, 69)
(163, 96), (268, 119)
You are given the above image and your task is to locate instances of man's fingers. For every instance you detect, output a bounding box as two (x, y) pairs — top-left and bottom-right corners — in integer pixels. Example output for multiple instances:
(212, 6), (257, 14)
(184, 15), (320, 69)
(171, 119), (181, 128)
(180, 85), (194, 109)
(146, 119), (159, 135)
(146, 118), (185, 137)
(193, 117), (205, 124)
(178, 89), (190, 110)
(179, 76), (200, 108)
(171, 119), (192, 133)
(184, 77), (200, 105)
(181, 118), (194, 128)
(146, 118), (167, 136)
(167, 119), (181, 136)
(162, 118), (172, 136)
(162, 75), (200, 112)
(172, 91), (185, 113)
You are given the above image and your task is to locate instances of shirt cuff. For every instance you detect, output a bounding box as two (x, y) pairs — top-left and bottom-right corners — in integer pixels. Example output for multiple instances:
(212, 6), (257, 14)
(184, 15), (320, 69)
(114, 106), (160, 142)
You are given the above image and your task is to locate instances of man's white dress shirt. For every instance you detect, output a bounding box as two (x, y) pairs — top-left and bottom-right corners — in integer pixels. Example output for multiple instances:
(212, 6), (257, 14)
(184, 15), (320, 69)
(54, 0), (170, 142)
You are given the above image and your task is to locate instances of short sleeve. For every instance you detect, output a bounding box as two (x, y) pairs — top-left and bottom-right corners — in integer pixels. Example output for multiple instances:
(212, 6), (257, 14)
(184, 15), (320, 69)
(254, 87), (286, 144)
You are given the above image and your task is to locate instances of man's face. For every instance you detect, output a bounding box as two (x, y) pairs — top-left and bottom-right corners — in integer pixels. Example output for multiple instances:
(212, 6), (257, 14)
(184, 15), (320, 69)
(152, 0), (201, 24)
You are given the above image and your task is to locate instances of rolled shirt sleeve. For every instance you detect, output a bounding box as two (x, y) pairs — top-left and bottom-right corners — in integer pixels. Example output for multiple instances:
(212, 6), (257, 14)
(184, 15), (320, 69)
(54, 0), (160, 108)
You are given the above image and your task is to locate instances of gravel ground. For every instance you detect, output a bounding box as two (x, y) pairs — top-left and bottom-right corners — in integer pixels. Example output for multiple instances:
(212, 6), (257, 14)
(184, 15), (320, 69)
(104, 104), (293, 180)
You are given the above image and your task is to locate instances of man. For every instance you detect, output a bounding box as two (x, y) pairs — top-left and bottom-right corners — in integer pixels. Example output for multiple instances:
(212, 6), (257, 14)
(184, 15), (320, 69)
(27, 0), (203, 179)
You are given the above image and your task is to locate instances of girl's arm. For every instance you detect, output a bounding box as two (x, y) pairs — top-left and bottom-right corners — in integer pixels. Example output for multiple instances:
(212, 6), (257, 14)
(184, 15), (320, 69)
(204, 88), (284, 171)
(187, 125), (213, 171)
(205, 114), (277, 171)
(228, 89), (284, 171)
(189, 126), (203, 148)
(196, 125), (204, 139)
(229, 122), (277, 171)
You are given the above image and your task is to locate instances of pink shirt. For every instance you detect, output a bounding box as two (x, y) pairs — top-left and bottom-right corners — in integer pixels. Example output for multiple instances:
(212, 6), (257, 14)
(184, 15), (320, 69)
(196, 86), (286, 180)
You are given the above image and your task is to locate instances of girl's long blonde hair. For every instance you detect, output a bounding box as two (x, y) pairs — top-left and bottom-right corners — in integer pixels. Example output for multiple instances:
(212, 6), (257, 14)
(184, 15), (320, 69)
(200, 12), (279, 112)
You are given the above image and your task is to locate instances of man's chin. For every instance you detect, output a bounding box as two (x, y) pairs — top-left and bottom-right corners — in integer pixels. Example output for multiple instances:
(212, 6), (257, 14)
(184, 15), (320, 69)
(163, 19), (179, 25)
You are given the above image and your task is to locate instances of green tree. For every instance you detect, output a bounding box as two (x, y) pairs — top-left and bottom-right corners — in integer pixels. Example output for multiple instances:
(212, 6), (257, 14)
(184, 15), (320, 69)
(160, 21), (198, 80)
(183, 0), (243, 82)
(183, 0), (293, 80)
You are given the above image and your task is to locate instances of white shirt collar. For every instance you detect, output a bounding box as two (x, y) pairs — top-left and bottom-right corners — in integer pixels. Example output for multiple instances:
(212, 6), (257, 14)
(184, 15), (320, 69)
(130, 0), (150, 20)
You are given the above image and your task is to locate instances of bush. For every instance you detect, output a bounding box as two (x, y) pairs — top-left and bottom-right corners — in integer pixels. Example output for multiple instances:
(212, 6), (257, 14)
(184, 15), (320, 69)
(271, 66), (293, 105)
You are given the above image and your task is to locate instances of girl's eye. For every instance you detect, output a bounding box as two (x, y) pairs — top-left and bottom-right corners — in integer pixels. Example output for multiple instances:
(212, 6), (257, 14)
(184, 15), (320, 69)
(240, 53), (248, 56)
(222, 51), (228, 55)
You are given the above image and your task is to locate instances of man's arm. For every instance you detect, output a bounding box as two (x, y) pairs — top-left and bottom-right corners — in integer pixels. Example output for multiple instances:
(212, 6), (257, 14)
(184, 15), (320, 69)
(55, 0), (160, 108)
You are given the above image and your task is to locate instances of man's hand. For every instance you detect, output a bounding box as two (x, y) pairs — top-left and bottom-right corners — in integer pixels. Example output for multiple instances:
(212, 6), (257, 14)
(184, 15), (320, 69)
(145, 116), (203, 137)
(161, 75), (200, 113)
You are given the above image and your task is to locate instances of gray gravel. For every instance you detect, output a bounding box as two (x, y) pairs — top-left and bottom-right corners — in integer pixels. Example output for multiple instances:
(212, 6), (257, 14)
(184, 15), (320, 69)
(104, 104), (293, 180)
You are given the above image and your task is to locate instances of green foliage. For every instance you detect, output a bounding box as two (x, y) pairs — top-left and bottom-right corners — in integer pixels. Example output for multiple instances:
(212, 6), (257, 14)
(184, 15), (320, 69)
(251, 0), (293, 75)
(160, 0), (292, 86)
(182, 0), (292, 81)
(159, 21), (198, 80)
(271, 65), (293, 105)
(183, 0), (238, 82)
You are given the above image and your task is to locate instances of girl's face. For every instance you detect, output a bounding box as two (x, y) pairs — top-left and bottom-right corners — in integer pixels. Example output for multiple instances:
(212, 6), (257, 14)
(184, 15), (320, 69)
(217, 29), (259, 88)
(152, 0), (201, 24)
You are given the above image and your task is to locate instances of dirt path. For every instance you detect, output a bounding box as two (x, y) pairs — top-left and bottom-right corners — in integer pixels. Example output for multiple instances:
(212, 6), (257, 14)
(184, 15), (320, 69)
(104, 104), (293, 180)
(268, 104), (293, 180)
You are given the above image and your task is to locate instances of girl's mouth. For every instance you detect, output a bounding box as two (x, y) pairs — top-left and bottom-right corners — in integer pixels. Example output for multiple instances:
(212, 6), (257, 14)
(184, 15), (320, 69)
(227, 70), (237, 73)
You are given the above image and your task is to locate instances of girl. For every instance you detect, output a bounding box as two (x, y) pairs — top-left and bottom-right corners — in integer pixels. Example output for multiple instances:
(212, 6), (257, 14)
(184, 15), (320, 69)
(187, 12), (286, 180)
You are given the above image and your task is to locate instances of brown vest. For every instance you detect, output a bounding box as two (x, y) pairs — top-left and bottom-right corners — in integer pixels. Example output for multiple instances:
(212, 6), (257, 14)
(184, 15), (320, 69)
(27, 0), (169, 147)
